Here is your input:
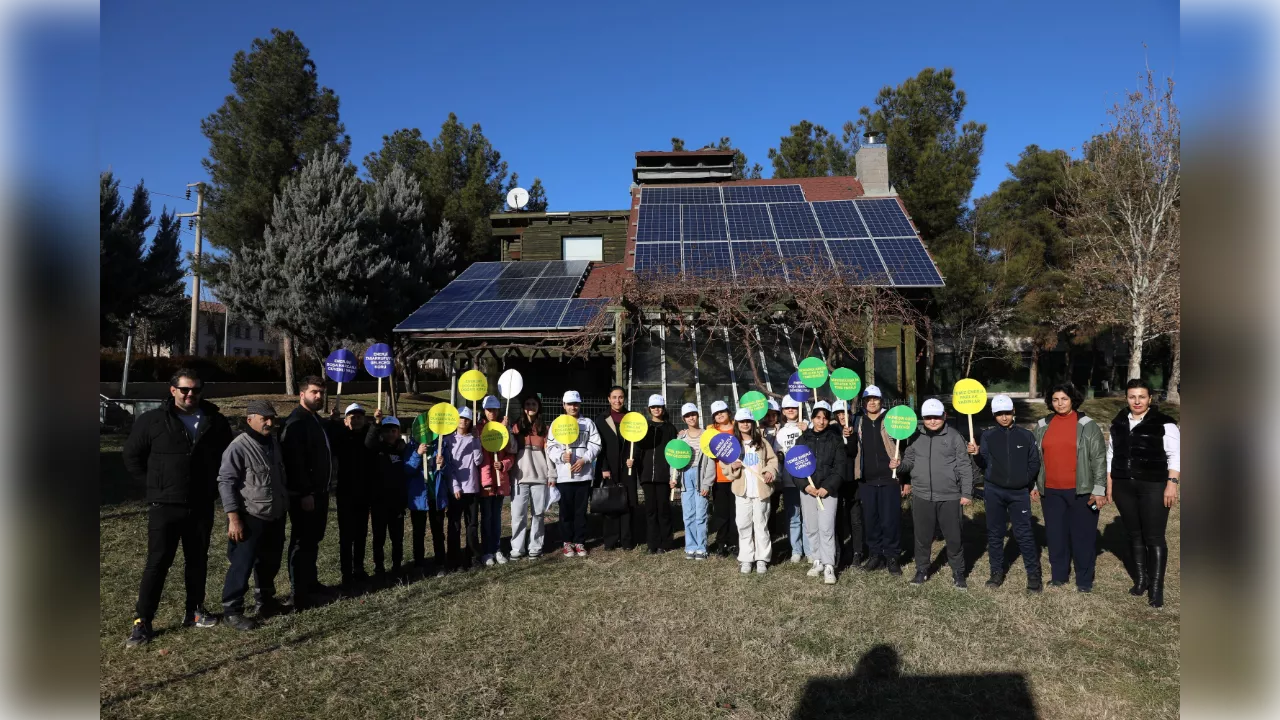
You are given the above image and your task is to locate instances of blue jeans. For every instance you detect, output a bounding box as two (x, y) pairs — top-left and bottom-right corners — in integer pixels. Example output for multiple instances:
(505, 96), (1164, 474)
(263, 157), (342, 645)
(479, 496), (503, 555)
(681, 467), (708, 553)
(782, 487), (812, 559)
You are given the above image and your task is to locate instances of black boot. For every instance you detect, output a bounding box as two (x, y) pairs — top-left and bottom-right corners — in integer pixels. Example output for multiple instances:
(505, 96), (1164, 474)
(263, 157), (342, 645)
(1147, 545), (1167, 608)
(1128, 542), (1148, 596)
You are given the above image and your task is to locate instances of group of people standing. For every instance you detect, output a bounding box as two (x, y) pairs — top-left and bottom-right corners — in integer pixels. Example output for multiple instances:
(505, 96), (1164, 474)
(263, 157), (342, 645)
(121, 369), (1179, 648)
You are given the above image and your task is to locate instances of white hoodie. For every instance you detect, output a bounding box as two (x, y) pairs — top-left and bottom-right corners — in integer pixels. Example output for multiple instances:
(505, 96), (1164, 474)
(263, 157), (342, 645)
(545, 416), (602, 483)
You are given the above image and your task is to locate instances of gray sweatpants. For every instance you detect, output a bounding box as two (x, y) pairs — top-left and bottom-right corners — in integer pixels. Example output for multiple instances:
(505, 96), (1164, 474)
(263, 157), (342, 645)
(510, 483), (549, 557)
(912, 498), (964, 576)
(801, 492), (839, 567)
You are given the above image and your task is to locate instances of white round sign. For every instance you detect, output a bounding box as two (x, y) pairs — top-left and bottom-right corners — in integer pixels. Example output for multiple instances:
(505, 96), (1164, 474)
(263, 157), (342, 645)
(498, 368), (524, 399)
(506, 187), (530, 210)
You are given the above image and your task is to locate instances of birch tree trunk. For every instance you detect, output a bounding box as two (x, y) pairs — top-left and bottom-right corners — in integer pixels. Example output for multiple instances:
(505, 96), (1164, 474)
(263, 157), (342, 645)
(283, 333), (296, 396)
(1166, 331), (1181, 404)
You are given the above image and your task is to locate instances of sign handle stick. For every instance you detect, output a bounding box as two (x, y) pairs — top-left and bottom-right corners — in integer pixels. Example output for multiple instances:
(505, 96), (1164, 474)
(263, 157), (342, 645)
(968, 414), (975, 445)
(337, 381), (343, 396)
(807, 478), (825, 511)
(892, 438), (900, 480)
(377, 376), (382, 413)
(628, 441), (635, 477)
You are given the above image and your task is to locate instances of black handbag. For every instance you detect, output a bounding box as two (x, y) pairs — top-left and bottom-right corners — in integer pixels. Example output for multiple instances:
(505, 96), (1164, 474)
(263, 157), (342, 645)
(589, 480), (629, 515)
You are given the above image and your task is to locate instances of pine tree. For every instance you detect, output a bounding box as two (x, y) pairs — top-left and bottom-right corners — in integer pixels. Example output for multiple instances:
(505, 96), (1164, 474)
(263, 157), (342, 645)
(100, 172), (153, 346)
(137, 209), (189, 352)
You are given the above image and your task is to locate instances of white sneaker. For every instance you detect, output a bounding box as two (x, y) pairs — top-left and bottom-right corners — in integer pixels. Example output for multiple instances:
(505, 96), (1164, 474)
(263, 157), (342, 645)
(575, 544), (588, 557)
(791, 554), (806, 564)
(739, 562), (752, 574)
(756, 561), (768, 574)
(495, 552), (509, 565)
(482, 554), (495, 567)
(807, 561), (823, 577)
(823, 565), (837, 585)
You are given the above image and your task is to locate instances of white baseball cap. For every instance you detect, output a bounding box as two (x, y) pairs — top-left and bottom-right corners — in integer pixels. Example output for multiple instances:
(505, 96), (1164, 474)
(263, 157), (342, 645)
(648, 394), (666, 407)
(344, 403), (365, 416)
(812, 401), (832, 413)
(767, 398), (780, 412)
(459, 407), (474, 421)
(863, 385), (882, 398)
(482, 395), (501, 410)
(381, 416), (401, 427)
(710, 400), (729, 415)
(681, 402), (700, 417)
(921, 398), (945, 417)
(781, 396), (801, 409)
(991, 394), (1014, 413)
(734, 408), (755, 422)
(831, 400), (848, 413)
(562, 390), (582, 404)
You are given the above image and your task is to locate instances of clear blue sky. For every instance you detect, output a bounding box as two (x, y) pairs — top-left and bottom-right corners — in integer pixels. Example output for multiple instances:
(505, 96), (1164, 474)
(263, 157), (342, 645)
(101, 0), (1178, 279)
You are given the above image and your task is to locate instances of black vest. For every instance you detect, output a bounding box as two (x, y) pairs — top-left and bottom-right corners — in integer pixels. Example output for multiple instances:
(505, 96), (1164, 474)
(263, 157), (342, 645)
(1109, 409), (1175, 482)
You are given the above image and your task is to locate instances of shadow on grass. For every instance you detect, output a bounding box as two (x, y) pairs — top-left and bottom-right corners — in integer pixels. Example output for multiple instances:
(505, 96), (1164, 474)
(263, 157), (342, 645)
(792, 644), (1038, 720)
(100, 557), (560, 709)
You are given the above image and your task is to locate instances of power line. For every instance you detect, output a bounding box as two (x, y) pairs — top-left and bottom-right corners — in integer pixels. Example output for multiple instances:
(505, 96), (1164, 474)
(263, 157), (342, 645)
(119, 183), (196, 203)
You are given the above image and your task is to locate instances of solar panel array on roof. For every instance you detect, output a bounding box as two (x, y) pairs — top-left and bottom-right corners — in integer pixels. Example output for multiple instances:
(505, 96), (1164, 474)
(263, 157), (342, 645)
(394, 261), (606, 332)
(632, 188), (941, 287)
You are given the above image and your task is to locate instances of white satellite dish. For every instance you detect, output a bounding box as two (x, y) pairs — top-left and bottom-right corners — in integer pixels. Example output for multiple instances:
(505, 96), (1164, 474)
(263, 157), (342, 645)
(506, 187), (530, 210)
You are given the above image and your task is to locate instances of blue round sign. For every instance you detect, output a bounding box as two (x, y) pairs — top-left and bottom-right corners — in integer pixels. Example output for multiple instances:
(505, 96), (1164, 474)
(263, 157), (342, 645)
(784, 445), (817, 478)
(363, 343), (394, 378)
(709, 433), (743, 464)
(324, 348), (357, 383)
(787, 372), (813, 403)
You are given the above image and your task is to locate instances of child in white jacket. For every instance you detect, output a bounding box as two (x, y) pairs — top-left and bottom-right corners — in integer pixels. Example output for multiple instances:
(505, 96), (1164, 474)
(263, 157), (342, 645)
(545, 391), (601, 557)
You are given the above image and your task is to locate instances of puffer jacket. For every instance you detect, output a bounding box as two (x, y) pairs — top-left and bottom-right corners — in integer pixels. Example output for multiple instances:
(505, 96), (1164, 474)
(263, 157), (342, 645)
(899, 423), (974, 501)
(406, 440), (447, 512)
(476, 416), (516, 497)
(217, 430), (288, 521)
(795, 425), (848, 493)
(634, 418), (678, 485)
(723, 437), (780, 499)
(365, 423), (411, 510)
(123, 397), (233, 507)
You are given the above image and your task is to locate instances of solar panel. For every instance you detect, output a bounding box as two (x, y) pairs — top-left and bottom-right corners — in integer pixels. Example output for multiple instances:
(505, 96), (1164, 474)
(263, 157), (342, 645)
(527, 275), (581, 300)
(395, 301), (470, 331)
(642, 186), (721, 204)
(827, 239), (890, 283)
(500, 261), (549, 279)
(722, 185), (805, 204)
(778, 240), (834, 278)
(455, 262), (505, 281)
(875, 238), (944, 286)
(470, 278), (534, 301)
(502, 299), (570, 330)
(431, 279), (492, 303)
(636, 204), (680, 242)
(681, 204), (728, 241)
(812, 201), (869, 239)
(683, 242), (733, 279)
(730, 241), (785, 278)
(634, 243), (682, 277)
(725, 204), (775, 241)
(856, 198), (916, 237)
(768, 203), (822, 239)
(542, 260), (591, 277)
(559, 298), (611, 329)
(448, 301), (518, 330)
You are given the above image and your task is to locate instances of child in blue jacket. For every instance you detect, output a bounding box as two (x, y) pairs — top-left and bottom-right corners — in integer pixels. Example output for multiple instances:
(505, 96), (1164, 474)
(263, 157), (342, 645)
(408, 435), (449, 578)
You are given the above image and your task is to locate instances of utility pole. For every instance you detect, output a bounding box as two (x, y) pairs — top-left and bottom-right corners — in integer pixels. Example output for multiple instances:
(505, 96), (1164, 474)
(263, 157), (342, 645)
(178, 183), (204, 356)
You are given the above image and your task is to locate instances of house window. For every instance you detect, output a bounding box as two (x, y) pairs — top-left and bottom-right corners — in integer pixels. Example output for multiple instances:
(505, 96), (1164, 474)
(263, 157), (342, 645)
(562, 236), (603, 262)
(258, 328), (264, 341)
(233, 324), (242, 339)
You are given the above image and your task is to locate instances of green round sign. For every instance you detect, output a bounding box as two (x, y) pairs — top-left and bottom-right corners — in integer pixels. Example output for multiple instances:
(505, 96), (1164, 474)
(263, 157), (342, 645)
(884, 405), (918, 440)
(665, 439), (693, 470)
(829, 368), (862, 400)
(797, 357), (829, 389)
(409, 413), (436, 445)
(739, 390), (769, 421)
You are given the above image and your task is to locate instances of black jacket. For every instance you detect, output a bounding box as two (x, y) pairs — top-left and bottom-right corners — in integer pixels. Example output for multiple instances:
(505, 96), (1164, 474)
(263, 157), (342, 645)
(364, 423), (409, 508)
(837, 421), (859, 494)
(974, 424), (1040, 490)
(595, 412), (626, 485)
(797, 425), (848, 494)
(122, 398), (233, 506)
(281, 406), (335, 497)
(634, 418), (677, 485)
(331, 420), (375, 497)
(1109, 408), (1176, 482)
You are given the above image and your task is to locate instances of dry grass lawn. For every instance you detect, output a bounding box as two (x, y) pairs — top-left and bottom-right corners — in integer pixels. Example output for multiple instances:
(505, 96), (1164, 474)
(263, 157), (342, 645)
(99, 419), (1179, 719)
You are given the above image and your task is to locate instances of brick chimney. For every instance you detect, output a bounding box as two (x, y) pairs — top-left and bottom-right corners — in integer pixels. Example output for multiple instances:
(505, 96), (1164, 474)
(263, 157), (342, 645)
(855, 133), (892, 196)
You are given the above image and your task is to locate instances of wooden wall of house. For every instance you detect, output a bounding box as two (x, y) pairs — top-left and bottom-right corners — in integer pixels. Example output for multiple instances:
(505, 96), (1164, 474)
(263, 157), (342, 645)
(507, 221), (629, 263)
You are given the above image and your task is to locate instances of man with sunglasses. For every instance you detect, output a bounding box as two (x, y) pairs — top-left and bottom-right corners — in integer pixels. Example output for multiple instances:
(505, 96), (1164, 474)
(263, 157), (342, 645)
(123, 369), (233, 647)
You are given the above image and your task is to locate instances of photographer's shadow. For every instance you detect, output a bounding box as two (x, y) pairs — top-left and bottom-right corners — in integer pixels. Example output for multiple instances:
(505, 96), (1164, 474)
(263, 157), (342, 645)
(791, 644), (1038, 720)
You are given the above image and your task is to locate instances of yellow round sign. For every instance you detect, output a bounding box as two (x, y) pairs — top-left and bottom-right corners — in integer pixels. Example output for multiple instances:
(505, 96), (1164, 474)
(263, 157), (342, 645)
(619, 412), (648, 442)
(952, 378), (988, 415)
(550, 414), (580, 445)
(700, 429), (722, 458)
(427, 403), (460, 435)
(458, 369), (488, 402)
(480, 420), (509, 453)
